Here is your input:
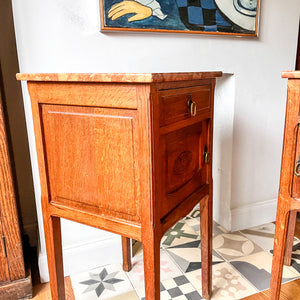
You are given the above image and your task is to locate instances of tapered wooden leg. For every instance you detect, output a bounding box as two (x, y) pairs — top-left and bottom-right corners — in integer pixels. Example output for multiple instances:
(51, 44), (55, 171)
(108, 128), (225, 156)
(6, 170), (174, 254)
(44, 215), (65, 300)
(143, 232), (161, 300)
(270, 198), (290, 300)
(122, 236), (132, 272)
(200, 195), (212, 300)
(284, 210), (297, 266)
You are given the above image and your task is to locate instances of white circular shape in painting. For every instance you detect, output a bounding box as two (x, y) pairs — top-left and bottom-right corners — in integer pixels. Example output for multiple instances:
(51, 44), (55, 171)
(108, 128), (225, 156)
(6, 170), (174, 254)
(214, 0), (257, 31)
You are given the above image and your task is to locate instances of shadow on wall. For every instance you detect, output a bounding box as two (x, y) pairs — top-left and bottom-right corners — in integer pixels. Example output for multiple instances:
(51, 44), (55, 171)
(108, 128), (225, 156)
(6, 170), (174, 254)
(213, 73), (235, 231)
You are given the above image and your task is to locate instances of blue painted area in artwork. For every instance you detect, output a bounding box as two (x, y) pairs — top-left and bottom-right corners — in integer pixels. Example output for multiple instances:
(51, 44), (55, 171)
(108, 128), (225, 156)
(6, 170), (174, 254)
(200, 0), (216, 9)
(103, 0), (252, 33)
(205, 25), (218, 31)
(176, 0), (187, 8)
(103, 0), (187, 30)
(216, 11), (230, 26)
(187, 7), (203, 25)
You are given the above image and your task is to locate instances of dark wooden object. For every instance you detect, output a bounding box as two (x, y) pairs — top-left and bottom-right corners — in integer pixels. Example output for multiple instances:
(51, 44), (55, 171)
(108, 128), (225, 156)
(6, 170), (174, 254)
(17, 72), (222, 300)
(284, 210), (298, 265)
(0, 72), (31, 298)
(296, 22), (300, 70)
(280, 22), (300, 267)
(270, 71), (300, 300)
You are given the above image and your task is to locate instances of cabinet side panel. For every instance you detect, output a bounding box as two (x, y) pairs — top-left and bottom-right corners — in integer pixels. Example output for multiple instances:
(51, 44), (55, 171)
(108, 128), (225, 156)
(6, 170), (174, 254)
(42, 105), (140, 221)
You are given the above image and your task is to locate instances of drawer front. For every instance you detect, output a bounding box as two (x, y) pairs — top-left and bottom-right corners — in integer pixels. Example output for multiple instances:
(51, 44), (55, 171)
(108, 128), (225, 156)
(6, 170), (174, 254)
(159, 85), (211, 127)
(159, 121), (208, 217)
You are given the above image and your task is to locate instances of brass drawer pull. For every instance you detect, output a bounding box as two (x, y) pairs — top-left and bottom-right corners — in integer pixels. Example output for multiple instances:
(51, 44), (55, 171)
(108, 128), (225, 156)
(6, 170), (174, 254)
(188, 95), (197, 117)
(294, 160), (300, 177)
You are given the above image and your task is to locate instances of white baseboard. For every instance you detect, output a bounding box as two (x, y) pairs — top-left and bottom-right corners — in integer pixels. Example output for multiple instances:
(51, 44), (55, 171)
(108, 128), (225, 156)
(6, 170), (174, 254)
(23, 222), (38, 247)
(38, 236), (122, 283)
(231, 198), (277, 231)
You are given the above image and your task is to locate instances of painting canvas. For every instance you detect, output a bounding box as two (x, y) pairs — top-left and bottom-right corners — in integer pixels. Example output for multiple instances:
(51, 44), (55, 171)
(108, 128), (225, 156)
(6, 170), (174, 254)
(100, 0), (260, 36)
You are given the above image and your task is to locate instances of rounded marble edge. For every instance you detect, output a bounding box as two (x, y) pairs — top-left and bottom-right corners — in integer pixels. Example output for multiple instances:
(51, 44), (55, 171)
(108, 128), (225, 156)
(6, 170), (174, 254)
(16, 72), (223, 83)
(282, 71), (300, 79)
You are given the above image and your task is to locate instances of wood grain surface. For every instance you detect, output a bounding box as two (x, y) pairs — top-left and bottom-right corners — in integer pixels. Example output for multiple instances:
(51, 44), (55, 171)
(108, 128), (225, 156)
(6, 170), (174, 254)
(0, 77), (25, 282)
(282, 71), (300, 79)
(0, 88), (10, 283)
(296, 23), (300, 71)
(16, 72), (222, 83)
(28, 82), (139, 109)
(21, 73), (220, 299)
(42, 105), (140, 222)
(270, 75), (300, 300)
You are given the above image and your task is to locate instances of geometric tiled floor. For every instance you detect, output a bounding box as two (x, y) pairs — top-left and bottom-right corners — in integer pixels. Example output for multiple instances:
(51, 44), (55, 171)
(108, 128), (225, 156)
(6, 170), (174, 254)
(71, 206), (300, 299)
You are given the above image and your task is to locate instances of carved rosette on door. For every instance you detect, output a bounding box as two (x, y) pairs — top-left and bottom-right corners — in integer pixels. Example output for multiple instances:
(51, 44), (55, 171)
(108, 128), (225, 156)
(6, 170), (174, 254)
(161, 122), (208, 216)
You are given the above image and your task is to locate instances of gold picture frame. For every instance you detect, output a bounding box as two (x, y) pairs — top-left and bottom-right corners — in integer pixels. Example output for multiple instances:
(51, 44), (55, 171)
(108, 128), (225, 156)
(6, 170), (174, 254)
(100, 0), (260, 36)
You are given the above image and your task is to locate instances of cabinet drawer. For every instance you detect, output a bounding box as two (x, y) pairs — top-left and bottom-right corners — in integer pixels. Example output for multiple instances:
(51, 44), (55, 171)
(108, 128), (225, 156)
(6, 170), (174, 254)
(159, 85), (211, 126)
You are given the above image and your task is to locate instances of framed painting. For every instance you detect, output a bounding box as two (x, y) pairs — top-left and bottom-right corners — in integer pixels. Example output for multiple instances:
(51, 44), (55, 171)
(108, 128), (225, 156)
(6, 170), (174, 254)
(100, 0), (260, 36)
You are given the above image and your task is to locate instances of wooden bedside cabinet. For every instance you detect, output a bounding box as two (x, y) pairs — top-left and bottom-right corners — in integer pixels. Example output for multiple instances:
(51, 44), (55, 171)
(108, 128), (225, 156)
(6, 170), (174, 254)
(271, 71), (300, 300)
(17, 72), (222, 300)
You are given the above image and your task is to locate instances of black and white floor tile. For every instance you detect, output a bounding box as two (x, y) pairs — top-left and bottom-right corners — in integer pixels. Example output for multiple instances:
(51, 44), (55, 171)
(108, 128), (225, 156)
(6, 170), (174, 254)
(70, 206), (300, 299)
(185, 262), (258, 300)
(165, 240), (224, 273)
(71, 264), (134, 300)
(290, 241), (300, 273)
(213, 232), (263, 261)
(138, 275), (203, 300)
(229, 251), (299, 291)
(183, 206), (228, 237)
(240, 223), (277, 251)
(269, 240), (300, 275)
(161, 221), (199, 248)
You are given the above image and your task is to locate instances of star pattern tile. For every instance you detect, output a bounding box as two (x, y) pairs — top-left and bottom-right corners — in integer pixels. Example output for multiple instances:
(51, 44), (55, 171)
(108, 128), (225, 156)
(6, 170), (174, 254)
(71, 264), (134, 300)
(80, 269), (124, 297)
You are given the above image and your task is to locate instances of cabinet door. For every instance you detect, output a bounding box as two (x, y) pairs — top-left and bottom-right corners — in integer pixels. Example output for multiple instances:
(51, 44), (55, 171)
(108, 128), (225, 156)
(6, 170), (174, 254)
(41, 104), (141, 223)
(159, 121), (208, 217)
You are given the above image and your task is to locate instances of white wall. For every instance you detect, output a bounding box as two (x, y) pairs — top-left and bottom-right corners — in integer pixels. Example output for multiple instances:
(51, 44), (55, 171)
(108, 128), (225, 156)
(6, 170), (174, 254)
(12, 0), (300, 281)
